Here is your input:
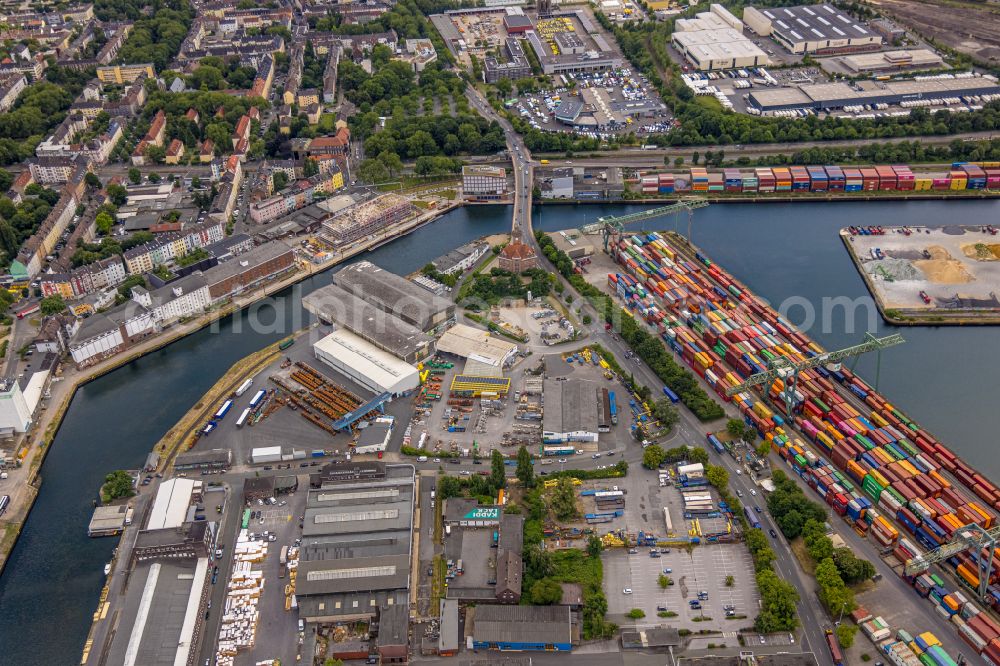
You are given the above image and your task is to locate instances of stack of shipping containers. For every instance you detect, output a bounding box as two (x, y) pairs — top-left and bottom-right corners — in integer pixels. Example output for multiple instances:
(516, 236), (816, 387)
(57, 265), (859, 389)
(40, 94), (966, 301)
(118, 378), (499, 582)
(604, 230), (1000, 661)
(629, 162), (1000, 198)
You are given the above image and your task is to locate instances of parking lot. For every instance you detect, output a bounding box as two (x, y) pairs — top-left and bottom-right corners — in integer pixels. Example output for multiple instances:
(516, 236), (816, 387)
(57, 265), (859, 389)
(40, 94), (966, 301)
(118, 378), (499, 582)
(511, 67), (671, 138)
(603, 543), (760, 632)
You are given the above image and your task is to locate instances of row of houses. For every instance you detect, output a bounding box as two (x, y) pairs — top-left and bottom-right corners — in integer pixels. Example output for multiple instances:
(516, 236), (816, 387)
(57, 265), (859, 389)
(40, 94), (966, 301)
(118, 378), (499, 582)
(248, 167), (346, 224)
(69, 242), (296, 367)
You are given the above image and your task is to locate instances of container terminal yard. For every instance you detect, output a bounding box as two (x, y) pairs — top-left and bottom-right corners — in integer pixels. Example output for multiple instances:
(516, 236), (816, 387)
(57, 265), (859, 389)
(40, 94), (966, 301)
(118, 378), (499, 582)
(843, 225), (1000, 325)
(632, 162), (1000, 197)
(604, 228), (1000, 663)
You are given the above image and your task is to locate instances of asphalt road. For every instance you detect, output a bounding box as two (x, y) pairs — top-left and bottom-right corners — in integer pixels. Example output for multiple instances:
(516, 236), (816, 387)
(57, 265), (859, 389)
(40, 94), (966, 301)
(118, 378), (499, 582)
(465, 85), (834, 663)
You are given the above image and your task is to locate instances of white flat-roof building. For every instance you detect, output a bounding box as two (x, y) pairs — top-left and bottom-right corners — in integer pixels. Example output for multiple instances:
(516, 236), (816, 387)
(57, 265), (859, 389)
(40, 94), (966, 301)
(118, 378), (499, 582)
(314, 329), (420, 396)
(0, 378), (32, 435)
(146, 478), (195, 530)
(672, 4), (768, 70)
(435, 323), (518, 373)
(744, 4), (881, 54)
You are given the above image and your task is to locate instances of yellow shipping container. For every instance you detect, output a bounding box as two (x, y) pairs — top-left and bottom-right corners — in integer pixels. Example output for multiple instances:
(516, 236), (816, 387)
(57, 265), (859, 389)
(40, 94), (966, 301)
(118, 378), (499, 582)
(914, 178), (932, 191)
(876, 516), (899, 537)
(898, 459), (919, 476)
(950, 178), (967, 191)
(918, 632), (941, 648)
(870, 411), (889, 428)
(871, 470), (890, 488)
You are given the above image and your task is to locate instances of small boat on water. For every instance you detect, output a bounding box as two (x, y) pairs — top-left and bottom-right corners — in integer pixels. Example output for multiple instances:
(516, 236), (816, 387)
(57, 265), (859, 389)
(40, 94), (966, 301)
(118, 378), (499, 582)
(104, 562), (111, 576)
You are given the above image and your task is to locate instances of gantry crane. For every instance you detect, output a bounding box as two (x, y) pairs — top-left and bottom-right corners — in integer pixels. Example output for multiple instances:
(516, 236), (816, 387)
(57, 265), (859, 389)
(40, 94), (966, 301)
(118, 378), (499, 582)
(724, 332), (905, 419)
(905, 523), (998, 601)
(580, 198), (709, 252)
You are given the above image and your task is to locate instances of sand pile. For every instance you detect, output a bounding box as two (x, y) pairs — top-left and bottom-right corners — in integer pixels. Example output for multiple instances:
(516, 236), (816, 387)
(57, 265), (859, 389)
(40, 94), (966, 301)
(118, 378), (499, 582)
(961, 243), (1000, 261)
(914, 245), (973, 284)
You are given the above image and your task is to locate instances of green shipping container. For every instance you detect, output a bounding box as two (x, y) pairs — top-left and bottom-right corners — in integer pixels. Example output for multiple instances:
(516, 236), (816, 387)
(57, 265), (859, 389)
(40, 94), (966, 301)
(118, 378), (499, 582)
(794, 454), (807, 468)
(855, 434), (875, 450)
(863, 476), (883, 502)
(840, 478), (855, 494)
(886, 487), (905, 505)
(811, 397), (831, 414)
(897, 438), (919, 457)
(884, 445), (905, 462)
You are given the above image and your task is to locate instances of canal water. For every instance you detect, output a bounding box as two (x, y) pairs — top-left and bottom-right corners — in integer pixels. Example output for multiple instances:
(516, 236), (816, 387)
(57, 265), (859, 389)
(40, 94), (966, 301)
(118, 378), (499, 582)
(2, 199), (999, 663)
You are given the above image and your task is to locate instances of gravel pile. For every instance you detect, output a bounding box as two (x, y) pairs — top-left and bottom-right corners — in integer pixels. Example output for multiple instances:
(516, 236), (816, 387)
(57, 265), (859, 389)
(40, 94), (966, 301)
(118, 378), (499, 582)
(867, 258), (921, 281)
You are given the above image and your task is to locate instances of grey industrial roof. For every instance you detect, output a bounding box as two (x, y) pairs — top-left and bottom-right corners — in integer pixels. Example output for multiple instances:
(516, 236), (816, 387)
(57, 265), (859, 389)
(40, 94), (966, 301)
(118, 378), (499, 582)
(758, 4), (871, 42)
(307, 479), (412, 508)
(303, 503), (411, 537)
(72, 301), (149, 344)
(751, 76), (1000, 110)
(333, 260), (453, 331)
(203, 242), (292, 286)
(297, 589), (409, 620)
(555, 99), (584, 123)
(301, 283), (433, 359)
(357, 421), (392, 447)
(296, 554), (411, 596)
(433, 240), (489, 274)
(301, 531), (412, 561)
(504, 14), (533, 28)
(204, 233), (253, 257)
(377, 603), (409, 647)
(147, 272), (207, 307)
(104, 559), (205, 666)
(499, 513), (524, 555)
(542, 377), (600, 434)
(471, 604), (572, 645)
(440, 598), (460, 653)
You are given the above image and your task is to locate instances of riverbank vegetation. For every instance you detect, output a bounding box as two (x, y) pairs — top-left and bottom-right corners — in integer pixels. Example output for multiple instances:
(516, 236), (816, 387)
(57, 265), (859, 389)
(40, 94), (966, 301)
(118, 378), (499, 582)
(100, 470), (135, 503)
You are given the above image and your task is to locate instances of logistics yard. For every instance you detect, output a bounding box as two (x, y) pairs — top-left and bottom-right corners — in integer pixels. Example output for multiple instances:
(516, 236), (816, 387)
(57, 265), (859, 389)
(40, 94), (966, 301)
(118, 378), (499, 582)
(845, 224), (1000, 323)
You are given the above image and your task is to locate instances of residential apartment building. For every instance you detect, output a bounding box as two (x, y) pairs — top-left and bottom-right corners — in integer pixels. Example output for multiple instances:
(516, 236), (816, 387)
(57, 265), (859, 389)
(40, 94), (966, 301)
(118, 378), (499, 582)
(96, 63), (156, 84)
(0, 74), (26, 112)
(132, 273), (211, 326)
(203, 242), (295, 300)
(69, 301), (156, 368)
(123, 222), (224, 274)
(249, 168), (345, 224)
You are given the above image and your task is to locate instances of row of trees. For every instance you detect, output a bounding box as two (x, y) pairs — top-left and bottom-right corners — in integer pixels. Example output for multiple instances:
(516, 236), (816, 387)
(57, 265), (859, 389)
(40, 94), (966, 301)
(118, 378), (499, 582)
(641, 442), (709, 469)
(603, 8), (1000, 148)
(534, 231), (724, 421)
(114, 0), (194, 71)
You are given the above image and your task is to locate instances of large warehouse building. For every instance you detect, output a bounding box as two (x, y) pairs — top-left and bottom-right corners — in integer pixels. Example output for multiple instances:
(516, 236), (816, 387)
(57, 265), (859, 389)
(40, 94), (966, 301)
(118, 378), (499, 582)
(313, 329), (420, 396)
(743, 4), (881, 55)
(332, 260), (455, 334)
(302, 282), (435, 364)
(295, 463), (414, 623)
(749, 76), (1000, 112)
(671, 4), (769, 71)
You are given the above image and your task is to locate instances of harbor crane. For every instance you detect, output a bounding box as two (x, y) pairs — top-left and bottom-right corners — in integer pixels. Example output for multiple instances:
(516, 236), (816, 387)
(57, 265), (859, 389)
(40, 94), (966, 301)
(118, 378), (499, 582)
(724, 332), (905, 419)
(905, 523), (998, 601)
(580, 198), (709, 252)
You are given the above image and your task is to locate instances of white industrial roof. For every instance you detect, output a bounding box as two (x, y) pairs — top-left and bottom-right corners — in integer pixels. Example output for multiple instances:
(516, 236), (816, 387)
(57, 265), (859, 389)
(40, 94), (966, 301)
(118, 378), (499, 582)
(435, 323), (517, 367)
(314, 329), (419, 394)
(252, 446), (282, 457)
(146, 478), (194, 530)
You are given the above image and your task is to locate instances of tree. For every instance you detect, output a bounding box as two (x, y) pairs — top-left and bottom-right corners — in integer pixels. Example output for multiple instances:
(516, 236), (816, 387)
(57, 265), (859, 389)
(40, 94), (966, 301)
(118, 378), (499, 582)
(324, 658), (344, 666)
(550, 477), (578, 521)
(128, 167), (141, 185)
(642, 444), (666, 470)
(754, 569), (799, 632)
(101, 470), (135, 502)
(836, 624), (857, 649)
(438, 475), (463, 499)
(832, 547), (876, 585)
(626, 608), (646, 619)
(490, 449), (506, 490)
(106, 183), (128, 207)
(705, 464), (729, 490)
(529, 578), (563, 605)
(726, 419), (747, 440)
(651, 398), (679, 432)
(357, 158), (389, 184)
(84, 172), (102, 190)
(272, 171), (289, 191)
(582, 314), (592, 325)
(303, 157), (319, 177)
(376, 151), (403, 176)
(674, 157), (684, 167)
(516, 445), (534, 488)
(587, 535), (603, 558)
(658, 574), (671, 589)
(725, 575), (735, 587)
(39, 295), (66, 315)
(148, 172), (161, 183)
(95, 211), (114, 236)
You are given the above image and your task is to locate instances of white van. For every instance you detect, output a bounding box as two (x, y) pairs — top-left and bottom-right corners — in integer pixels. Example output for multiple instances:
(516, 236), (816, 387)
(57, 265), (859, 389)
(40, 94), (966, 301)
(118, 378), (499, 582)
(418, 456), (428, 462)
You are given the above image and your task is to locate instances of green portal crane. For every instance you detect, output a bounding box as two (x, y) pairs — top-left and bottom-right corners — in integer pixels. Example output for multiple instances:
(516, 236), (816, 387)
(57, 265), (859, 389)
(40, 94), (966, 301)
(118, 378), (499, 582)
(905, 523), (998, 601)
(580, 198), (709, 252)
(724, 332), (905, 419)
